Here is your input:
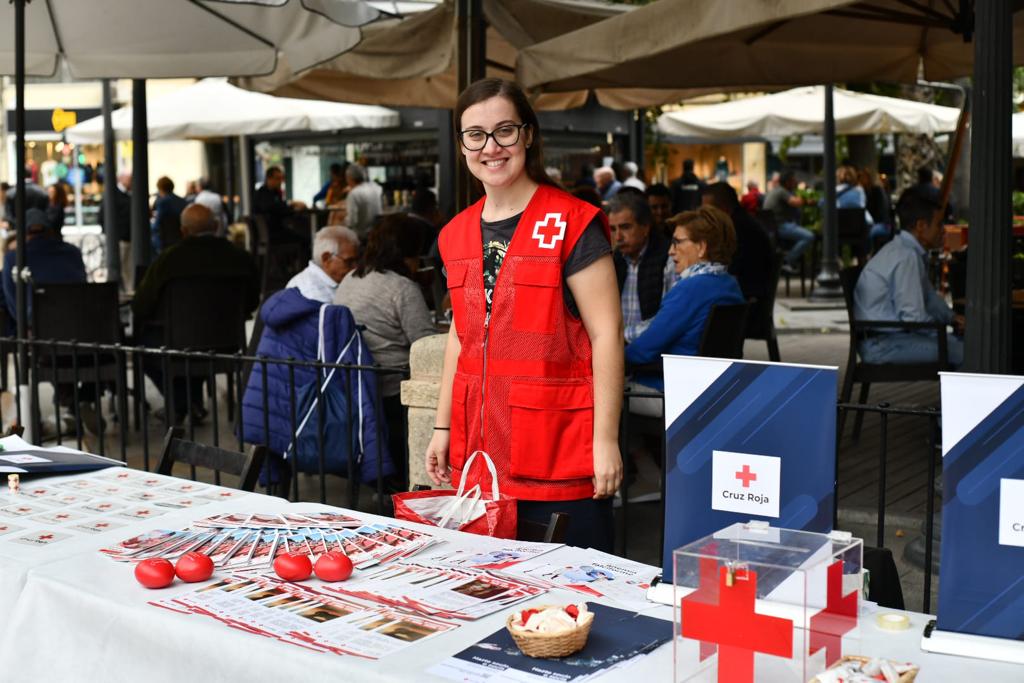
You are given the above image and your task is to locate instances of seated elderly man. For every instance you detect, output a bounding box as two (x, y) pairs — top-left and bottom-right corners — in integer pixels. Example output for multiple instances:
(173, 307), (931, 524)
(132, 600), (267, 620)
(134, 204), (260, 424)
(854, 189), (963, 367)
(286, 226), (360, 303)
(609, 192), (676, 343)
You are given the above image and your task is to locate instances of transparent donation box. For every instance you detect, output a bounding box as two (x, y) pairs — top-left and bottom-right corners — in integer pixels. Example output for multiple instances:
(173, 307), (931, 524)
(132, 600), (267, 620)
(672, 522), (863, 683)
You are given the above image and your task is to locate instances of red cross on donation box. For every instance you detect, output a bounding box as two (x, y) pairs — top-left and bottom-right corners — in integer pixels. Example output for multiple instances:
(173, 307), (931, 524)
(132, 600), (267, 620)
(681, 566), (793, 683)
(808, 560), (858, 666)
(735, 465), (757, 488)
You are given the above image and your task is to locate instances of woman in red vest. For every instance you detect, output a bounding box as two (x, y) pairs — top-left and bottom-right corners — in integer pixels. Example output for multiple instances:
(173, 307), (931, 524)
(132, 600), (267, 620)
(425, 78), (624, 551)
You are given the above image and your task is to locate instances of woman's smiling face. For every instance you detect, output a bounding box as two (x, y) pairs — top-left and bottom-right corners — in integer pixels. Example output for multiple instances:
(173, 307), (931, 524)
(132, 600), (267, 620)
(459, 95), (532, 190)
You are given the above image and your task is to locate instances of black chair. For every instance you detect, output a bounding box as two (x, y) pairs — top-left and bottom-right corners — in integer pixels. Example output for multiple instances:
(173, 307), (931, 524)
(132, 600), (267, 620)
(245, 215), (304, 301)
(157, 427), (267, 491)
(837, 207), (868, 265)
(0, 304), (12, 391)
(518, 512), (570, 544)
(140, 276), (250, 427)
(838, 266), (947, 440)
(697, 302), (750, 359)
(863, 545), (905, 610)
(744, 254), (782, 362)
(31, 282), (129, 444)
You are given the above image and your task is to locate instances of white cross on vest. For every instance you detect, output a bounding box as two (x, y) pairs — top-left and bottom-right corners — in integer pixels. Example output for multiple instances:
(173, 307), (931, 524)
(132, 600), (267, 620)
(532, 213), (567, 250)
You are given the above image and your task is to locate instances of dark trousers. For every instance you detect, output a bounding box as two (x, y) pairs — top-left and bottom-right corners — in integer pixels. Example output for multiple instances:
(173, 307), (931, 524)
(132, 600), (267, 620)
(382, 394), (407, 488)
(518, 497), (614, 552)
(139, 329), (204, 419)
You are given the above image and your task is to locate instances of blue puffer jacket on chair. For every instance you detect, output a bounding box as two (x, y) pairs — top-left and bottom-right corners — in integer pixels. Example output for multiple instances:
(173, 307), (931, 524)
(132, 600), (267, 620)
(241, 288), (394, 483)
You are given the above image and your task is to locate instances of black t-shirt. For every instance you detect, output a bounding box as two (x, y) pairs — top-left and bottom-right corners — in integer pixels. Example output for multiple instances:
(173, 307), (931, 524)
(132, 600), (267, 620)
(481, 212), (610, 319)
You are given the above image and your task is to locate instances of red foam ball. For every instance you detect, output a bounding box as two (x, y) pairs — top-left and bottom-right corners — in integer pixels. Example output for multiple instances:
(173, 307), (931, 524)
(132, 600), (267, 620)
(175, 551), (215, 583)
(314, 552), (354, 582)
(273, 552), (313, 582)
(134, 558), (176, 589)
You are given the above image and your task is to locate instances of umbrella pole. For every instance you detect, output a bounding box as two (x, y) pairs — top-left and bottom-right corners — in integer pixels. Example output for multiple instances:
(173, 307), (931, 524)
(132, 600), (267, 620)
(130, 79), (151, 285)
(225, 137), (236, 222)
(812, 83), (842, 299)
(964, 0), (1012, 373)
(13, 0), (29, 413)
(101, 79), (121, 287)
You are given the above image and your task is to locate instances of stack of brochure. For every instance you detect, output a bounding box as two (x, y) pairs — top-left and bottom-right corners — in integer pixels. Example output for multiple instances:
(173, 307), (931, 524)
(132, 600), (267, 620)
(320, 561), (550, 621)
(509, 547), (661, 613)
(99, 513), (439, 572)
(150, 574), (460, 659)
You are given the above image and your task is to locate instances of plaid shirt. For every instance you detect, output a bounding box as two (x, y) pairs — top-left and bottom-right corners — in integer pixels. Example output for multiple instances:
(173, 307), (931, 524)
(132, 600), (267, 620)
(621, 247), (645, 333)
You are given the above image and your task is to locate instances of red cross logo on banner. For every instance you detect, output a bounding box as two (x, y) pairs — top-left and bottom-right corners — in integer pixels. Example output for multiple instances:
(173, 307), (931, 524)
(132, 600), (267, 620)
(56, 514), (69, 520)
(735, 465), (757, 488)
(99, 503), (111, 509)
(96, 523), (109, 528)
(532, 213), (566, 250)
(681, 566), (793, 683)
(39, 534), (53, 541)
(137, 510), (150, 516)
(808, 560), (859, 666)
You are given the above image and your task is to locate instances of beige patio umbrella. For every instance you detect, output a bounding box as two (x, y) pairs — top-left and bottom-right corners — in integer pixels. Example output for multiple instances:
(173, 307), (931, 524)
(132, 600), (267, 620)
(237, 0), (695, 110)
(517, 0), (1024, 92)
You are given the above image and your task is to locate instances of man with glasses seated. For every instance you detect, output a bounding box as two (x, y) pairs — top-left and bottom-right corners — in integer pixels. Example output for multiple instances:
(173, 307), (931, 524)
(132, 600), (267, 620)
(286, 226), (360, 304)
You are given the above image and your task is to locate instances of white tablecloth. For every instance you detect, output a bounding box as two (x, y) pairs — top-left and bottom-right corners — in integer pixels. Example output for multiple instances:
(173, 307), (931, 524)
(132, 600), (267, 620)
(0, 468), (286, 642)
(1, 473), (1022, 682)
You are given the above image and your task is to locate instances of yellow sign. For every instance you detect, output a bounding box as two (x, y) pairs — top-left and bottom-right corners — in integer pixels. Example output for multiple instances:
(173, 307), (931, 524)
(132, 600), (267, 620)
(51, 108), (77, 133)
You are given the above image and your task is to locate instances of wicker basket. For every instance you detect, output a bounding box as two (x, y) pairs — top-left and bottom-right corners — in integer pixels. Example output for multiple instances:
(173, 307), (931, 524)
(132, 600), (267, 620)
(810, 655), (918, 682)
(506, 605), (595, 658)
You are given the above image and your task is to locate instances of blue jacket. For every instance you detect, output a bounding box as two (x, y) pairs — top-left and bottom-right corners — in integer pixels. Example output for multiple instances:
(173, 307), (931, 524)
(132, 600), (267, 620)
(625, 272), (745, 391)
(241, 288), (393, 482)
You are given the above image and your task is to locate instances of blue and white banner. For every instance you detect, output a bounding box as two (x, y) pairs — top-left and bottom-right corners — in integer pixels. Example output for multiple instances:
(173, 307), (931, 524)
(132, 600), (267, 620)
(937, 372), (1024, 641)
(661, 357), (838, 578)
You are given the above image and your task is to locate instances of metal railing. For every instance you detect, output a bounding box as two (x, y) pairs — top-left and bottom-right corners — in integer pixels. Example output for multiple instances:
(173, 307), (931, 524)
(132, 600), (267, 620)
(0, 336), (409, 515)
(836, 402), (941, 613)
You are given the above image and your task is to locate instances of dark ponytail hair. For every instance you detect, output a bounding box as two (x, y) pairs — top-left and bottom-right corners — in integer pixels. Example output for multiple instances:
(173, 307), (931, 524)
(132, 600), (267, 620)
(454, 78), (558, 190)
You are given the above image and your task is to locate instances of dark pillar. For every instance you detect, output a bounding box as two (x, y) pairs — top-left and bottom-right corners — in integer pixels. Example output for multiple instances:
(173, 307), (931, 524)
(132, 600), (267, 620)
(629, 109), (646, 172)
(454, 0), (485, 212)
(438, 113), (457, 221)
(224, 137), (237, 222)
(101, 79), (121, 284)
(13, 0), (27, 376)
(964, 0), (1012, 373)
(812, 83), (842, 299)
(131, 79), (151, 278)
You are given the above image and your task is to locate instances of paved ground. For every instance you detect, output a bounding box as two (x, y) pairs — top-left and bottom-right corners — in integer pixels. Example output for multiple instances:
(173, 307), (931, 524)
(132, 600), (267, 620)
(12, 290), (943, 613)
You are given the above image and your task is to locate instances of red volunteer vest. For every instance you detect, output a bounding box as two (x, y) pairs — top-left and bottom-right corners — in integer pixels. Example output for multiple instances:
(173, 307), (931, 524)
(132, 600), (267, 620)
(438, 184), (607, 501)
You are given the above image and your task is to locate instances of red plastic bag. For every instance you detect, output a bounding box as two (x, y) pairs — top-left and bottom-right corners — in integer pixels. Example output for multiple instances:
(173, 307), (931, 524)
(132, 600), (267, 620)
(392, 451), (517, 539)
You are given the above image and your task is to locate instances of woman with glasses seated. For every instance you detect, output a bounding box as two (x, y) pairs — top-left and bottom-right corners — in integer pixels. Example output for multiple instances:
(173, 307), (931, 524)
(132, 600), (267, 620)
(424, 78), (623, 552)
(625, 206), (745, 416)
(334, 214), (437, 490)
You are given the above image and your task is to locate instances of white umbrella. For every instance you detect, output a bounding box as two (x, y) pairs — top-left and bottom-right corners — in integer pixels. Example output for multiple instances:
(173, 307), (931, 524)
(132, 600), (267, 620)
(658, 86), (961, 139)
(1, 0), (384, 79)
(66, 79), (400, 144)
(1013, 112), (1024, 158)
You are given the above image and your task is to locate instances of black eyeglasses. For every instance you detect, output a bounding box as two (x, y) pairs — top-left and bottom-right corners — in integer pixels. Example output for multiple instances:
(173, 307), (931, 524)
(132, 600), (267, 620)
(459, 123), (529, 151)
(671, 236), (694, 248)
